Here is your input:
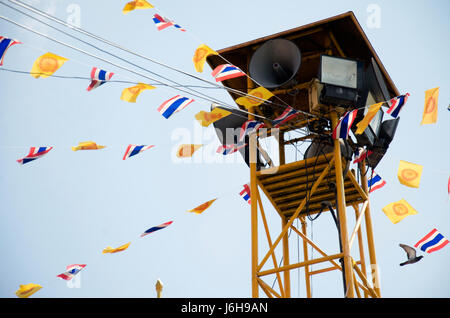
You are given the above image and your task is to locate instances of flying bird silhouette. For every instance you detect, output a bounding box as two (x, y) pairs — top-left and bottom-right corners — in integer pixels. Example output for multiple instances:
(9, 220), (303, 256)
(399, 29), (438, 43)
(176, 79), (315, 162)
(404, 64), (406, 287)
(399, 244), (423, 266)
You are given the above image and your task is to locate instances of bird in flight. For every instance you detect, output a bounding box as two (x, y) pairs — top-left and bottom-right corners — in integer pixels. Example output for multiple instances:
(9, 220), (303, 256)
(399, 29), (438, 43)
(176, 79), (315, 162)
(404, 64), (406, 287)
(399, 244), (423, 266)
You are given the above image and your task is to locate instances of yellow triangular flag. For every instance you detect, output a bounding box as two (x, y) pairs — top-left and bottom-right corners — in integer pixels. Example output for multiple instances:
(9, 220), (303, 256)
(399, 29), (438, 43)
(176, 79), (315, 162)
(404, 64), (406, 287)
(15, 283), (42, 298)
(72, 141), (106, 151)
(194, 108), (231, 127)
(30, 52), (68, 78)
(355, 102), (384, 135)
(235, 86), (274, 108)
(397, 160), (423, 188)
(193, 44), (218, 73)
(382, 199), (418, 224)
(102, 242), (131, 254)
(122, 0), (154, 14)
(421, 87), (439, 125)
(188, 198), (217, 214)
(121, 83), (155, 103)
(176, 144), (202, 158)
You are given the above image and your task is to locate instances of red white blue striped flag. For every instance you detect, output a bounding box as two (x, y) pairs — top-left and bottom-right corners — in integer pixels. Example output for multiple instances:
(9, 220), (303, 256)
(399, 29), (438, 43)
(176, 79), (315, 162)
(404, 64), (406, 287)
(17, 146), (53, 165)
(211, 64), (246, 82)
(140, 221), (173, 237)
(0, 36), (20, 66)
(216, 143), (246, 155)
(415, 229), (449, 254)
(239, 120), (265, 142)
(272, 107), (300, 128)
(123, 144), (155, 160)
(367, 171), (386, 193)
(158, 95), (194, 119)
(239, 183), (251, 205)
(386, 93), (410, 118)
(332, 110), (358, 140)
(56, 264), (86, 281)
(87, 67), (114, 91)
(353, 147), (373, 164)
(152, 14), (186, 31)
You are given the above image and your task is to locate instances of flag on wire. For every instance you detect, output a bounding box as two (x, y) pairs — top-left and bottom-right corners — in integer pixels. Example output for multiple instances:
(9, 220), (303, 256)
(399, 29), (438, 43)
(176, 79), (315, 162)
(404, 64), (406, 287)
(187, 198), (217, 214)
(332, 110), (358, 140)
(158, 95), (194, 119)
(239, 120), (265, 142)
(30, 52), (68, 78)
(211, 64), (246, 82)
(0, 36), (20, 66)
(152, 14), (185, 31)
(176, 144), (202, 158)
(216, 143), (246, 155)
(272, 107), (300, 128)
(72, 141), (106, 151)
(87, 67), (114, 91)
(15, 283), (42, 298)
(123, 144), (155, 160)
(239, 183), (251, 205)
(235, 86), (274, 108)
(415, 229), (449, 254)
(17, 146), (53, 165)
(355, 103), (383, 135)
(122, 0), (154, 14)
(353, 147), (373, 164)
(367, 171), (386, 193)
(140, 221), (173, 238)
(56, 264), (86, 281)
(382, 199), (417, 224)
(421, 87), (439, 125)
(397, 160), (423, 188)
(195, 108), (231, 127)
(102, 242), (131, 254)
(386, 93), (410, 118)
(193, 44), (218, 73)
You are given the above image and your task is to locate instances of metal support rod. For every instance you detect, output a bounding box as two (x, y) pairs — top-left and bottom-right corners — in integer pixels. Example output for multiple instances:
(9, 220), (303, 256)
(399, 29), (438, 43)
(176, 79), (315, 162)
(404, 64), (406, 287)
(250, 133), (259, 298)
(353, 203), (369, 298)
(301, 219), (312, 298)
(281, 216), (291, 297)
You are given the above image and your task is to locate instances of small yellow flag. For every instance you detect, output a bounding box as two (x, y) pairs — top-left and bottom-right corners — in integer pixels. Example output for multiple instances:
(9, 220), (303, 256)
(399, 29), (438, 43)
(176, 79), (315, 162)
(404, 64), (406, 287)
(235, 86), (274, 108)
(397, 160), (423, 188)
(382, 199), (418, 224)
(195, 108), (231, 127)
(15, 283), (42, 298)
(193, 44), (218, 73)
(355, 102), (384, 135)
(122, 0), (154, 14)
(421, 87), (439, 125)
(30, 52), (68, 78)
(176, 144), (202, 158)
(121, 83), (155, 103)
(72, 141), (106, 151)
(102, 242), (131, 254)
(188, 198), (217, 214)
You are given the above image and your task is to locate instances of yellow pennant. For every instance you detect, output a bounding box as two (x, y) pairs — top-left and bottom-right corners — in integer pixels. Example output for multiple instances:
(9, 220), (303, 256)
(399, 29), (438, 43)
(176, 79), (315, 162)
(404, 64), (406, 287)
(397, 160), (423, 188)
(195, 108), (231, 127)
(235, 86), (274, 108)
(193, 44), (218, 73)
(188, 198), (217, 214)
(382, 199), (418, 224)
(102, 242), (131, 254)
(121, 83), (155, 103)
(30, 52), (68, 78)
(176, 144), (202, 158)
(15, 283), (42, 298)
(421, 87), (439, 125)
(72, 141), (106, 151)
(122, 0), (154, 14)
(355, 102), (384, 135)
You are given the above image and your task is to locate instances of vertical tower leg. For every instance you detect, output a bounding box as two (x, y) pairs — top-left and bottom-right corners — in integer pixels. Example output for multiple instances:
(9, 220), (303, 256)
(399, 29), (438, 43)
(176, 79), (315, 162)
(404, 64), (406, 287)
(330, 111), (355, 298)
(250, 133), (259, 298)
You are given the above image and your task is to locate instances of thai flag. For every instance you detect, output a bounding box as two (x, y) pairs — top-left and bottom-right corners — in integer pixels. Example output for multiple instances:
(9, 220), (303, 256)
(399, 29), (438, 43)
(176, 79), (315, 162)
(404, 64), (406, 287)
(57, 264), (86, 281)
(140, 221), (173, 238)
(239, 120), (265, 142)
(353, 147), (373, 164)
(158, 95), (195, 119)
(152, 14), (185, 31)
(87, 67), (114, 91)
(0, 36), (21, 66)
(415, 229), (449, 254)
(367, 171), (386, 193)
(17, 146), (53, 165)
(211, 64), (246, 82)
(239, 183), (251, 205)
(216, 143), (246, 155)
(272, 107), (300, 128)
(332, 110), (358, 140)
(386, 93), (410, 118)
(123, 144), (155, 160)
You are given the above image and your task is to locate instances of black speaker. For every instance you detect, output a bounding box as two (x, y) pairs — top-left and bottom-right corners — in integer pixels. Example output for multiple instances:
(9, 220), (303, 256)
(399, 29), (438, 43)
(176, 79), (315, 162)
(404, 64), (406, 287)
(249, 38), (301, 88)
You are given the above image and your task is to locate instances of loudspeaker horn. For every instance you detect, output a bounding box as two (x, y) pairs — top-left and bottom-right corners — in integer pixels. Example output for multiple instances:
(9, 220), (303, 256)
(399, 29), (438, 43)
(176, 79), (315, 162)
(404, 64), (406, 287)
(249, 38), (301, 88)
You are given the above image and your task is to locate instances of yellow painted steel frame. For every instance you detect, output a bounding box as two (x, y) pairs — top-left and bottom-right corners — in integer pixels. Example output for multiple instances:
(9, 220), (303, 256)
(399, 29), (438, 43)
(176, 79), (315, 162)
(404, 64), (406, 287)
(248, 113), (380, 298)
